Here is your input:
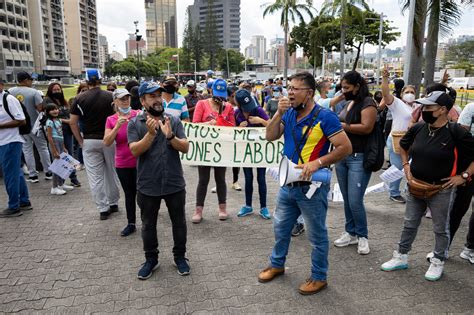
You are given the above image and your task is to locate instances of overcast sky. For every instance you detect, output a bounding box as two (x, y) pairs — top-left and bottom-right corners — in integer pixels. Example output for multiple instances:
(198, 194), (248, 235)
(97, 0), (474, 57)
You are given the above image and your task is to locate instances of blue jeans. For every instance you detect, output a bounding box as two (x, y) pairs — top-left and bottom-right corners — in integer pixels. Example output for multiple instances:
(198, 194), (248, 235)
(387, 135), (402, 197)
(0, 142), (29, 209)
(243, 167), (267, 208)
(335, 153), (372, 238)
(270, 183), (330, 281)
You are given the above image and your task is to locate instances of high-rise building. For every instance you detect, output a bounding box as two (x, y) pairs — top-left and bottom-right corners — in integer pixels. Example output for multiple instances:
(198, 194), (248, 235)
(145, 0), (177, 54)
(98, 34), (108, 72)
(110, 51), (124, 62)
(125, 34), (147, 59)
(0, 0), (35, 81)
(188, 0), (241, 50)
(63, 0), (99, 76)
(244, 44), (257, 63)
(251, 35), (266, 64)
(28, 0), (70, 78)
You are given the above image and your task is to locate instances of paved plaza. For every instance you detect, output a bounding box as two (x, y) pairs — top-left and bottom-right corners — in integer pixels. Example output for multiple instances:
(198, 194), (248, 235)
(0, 166), (473, 314)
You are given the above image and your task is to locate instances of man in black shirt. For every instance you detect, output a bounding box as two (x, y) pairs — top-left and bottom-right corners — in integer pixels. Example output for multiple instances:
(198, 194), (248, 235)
(70, 69), (120, 221)
(381, 91), (474, 281)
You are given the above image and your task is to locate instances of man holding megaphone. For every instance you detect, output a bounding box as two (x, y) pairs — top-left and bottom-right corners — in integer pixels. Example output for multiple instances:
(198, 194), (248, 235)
(258, 72), (352, 295)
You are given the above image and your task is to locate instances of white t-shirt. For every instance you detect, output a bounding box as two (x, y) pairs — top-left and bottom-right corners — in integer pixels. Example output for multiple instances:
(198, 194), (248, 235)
(387, 96), (413, 133)
(0, 91), (25, 146)
(458, 102), (474, 134)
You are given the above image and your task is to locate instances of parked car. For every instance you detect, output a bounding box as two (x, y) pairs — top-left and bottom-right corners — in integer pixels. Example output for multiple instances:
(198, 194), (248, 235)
(449, 77), (474, 90)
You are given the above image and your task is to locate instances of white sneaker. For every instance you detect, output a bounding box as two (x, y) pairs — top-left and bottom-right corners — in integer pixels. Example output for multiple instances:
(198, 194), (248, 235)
(357, 237), (370, 255)
(460, 247), (473, 261)
(381, 250), (408, 271)
(59, 184), (74, 191)
(425, 257), (444, 281)
(51, 187), (67, 195)
(211, 187), (216, 193)
(334, 232), (358, 247)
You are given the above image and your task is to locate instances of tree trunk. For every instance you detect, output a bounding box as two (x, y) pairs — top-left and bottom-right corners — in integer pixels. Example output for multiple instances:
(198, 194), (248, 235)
(284, 21), (289, 83)
(340, 0), (346, 76)
(424, 0), (440, 88)
(403, 0), (427, 96)
(352, 42), (362, 71)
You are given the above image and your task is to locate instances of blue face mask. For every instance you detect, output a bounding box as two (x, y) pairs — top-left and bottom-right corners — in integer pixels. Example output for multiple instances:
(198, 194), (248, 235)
(327, 89), (335, 98)
(118, 106), (131, 115)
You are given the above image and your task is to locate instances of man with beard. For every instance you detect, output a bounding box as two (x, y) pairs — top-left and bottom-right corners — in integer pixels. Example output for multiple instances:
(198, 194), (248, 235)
(128, 81), (190, 280)
(184, 80), (204, 121)
(259, 72), (352, 295)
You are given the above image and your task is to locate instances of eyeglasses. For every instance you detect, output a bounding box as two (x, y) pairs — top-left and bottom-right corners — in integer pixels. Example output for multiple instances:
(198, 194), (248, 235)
(287, 86), (311, 92)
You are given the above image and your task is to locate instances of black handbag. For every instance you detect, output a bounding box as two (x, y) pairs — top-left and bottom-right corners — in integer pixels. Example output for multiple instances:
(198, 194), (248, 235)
(363, 116), (385, 172)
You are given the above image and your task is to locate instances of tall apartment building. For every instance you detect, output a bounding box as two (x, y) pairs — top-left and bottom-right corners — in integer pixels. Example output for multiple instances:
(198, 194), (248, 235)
(188, 0), (241, 50)
(251, 35), (266, 64)
(0, 0), (34, 81)
(63, 0), (99, 76)
(28, 0), (70, 78)
(145, 0), (177, 54)
(125, 33), (146, 59)
(98, 34), (108, 72)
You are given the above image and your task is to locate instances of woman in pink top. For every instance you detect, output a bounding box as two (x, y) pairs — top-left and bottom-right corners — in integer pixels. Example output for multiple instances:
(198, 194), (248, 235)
(104, 89), (140, 237)
(191, 79), (235, 223)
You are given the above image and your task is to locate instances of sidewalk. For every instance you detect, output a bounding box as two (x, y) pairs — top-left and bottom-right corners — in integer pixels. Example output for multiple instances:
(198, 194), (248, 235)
(0, 166), (472, 313)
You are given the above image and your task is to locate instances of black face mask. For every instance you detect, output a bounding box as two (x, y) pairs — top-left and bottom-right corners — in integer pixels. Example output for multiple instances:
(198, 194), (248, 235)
(163, 85), (175, 94)
(344, 91), (357, 100)
(293, 92), (311, 111)
(51, 92), (63, 100)
(187, 89), (195, 95)
(147, 104), (164, 117)
(421, 110), (439, 124)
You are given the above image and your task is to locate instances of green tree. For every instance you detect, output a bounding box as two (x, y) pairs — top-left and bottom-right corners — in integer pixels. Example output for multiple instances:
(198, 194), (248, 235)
(202, 0), (219, 70)
(192, 24), (205, 72)
(144, 47), (180, 75)
(444, 40), (474, 65)
(112, 60), (137, 77)
(216, 49), (245, 78)
(104, 58), (118, 77)
(262, 0), (315, 81)
(138, 61), (160, 78)
(181, 7), (194, 72)
(321, 0), (369, 75)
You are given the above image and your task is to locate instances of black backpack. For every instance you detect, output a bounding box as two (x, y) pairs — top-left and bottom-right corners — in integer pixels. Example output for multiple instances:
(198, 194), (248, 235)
(363, 114), (386, 172)
(3, 91), (32, 135)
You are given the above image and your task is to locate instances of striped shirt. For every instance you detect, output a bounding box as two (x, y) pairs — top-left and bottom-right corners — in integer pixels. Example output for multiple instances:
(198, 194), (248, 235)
(163, 93), (189, 120)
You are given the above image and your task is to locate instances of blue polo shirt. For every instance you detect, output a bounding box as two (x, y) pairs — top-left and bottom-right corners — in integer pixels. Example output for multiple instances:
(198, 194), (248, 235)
(282, 105), (343, 164)
(164, 93), (189, 120)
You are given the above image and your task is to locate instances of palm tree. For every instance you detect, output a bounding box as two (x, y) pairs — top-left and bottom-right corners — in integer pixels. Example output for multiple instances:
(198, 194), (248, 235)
(401, 0), (471, 87)
(262, 0), (315, 81)
(321, 0), (369, 76)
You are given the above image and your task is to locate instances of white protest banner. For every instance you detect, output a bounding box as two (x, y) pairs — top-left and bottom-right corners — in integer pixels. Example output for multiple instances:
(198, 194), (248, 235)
(180, 122), (284, 167)
(48, 153), (80, 180)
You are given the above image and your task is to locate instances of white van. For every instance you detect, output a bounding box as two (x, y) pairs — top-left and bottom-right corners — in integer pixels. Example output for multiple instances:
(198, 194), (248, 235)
(449, 77), (474, 90)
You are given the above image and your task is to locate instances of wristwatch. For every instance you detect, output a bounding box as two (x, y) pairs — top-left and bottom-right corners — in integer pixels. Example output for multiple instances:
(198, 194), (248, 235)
(462, 171), (472, 182)
(167, 132), (175, 141)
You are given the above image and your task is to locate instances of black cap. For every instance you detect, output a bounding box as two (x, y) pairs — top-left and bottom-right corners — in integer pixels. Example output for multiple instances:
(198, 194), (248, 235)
(17, 71), (32, 82)
(415, 91), (455, 110)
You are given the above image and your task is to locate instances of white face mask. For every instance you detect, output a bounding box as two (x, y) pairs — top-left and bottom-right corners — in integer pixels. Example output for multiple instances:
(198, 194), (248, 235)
(402, 93), (415, 103)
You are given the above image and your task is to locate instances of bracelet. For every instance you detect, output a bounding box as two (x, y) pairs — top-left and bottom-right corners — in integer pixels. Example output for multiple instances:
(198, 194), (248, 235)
(167, 132), (175, 141)
(318, 159), (323, 167)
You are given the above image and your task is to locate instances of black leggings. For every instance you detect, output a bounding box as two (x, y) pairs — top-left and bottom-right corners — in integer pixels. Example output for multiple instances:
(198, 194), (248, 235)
(196, 166), (226, 206)
(116, 168), (137, 224)
(449, 181), (474, 246)
(232, 167), (239, 183)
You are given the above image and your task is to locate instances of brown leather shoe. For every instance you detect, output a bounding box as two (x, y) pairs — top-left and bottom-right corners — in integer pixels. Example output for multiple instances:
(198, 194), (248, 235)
(258, 267), (285, 283)
(298, 279), (328, 295)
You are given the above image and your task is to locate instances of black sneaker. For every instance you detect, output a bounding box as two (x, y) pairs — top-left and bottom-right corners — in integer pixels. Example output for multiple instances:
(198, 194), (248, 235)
(291, 223), (305, 236)
(174, 257), (191, 276)
(109, 205), (119, 213)
(70, 178), (81, 187)
(100, 210), (111, 220)
(19, 202), (33, 211)
(44, 172), (53, 180)
(120, 224), (136, 237)
(0, 208), (23, 217)
(137, 259), (159, 280)
(390, 196), (406, 204)
(27, 176), (39, 183)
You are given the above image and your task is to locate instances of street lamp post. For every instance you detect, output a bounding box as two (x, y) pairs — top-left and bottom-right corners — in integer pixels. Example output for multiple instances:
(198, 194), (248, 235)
(376, 13), (384, 85)
(226, 49), (230, 79)
(192, 59), (197, 82)
(134, 21), (142, 80)
(361, 35), (366, 73)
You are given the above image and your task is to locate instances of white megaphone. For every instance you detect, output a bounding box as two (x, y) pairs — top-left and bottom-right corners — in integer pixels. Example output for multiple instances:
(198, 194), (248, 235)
(279, 156), (332, 187)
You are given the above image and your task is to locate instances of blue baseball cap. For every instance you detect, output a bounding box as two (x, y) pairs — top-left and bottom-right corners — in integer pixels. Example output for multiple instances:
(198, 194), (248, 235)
(138, 81), (165, 97)
(235, 89), (257, 112)
(85, 69), (101, 81)
(212, 79), (228, 98)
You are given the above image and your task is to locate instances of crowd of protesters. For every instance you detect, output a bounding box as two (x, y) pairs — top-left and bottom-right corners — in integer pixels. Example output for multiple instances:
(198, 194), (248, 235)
(0, 67), (472, 295)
